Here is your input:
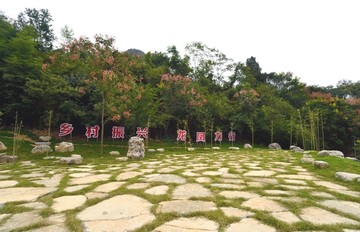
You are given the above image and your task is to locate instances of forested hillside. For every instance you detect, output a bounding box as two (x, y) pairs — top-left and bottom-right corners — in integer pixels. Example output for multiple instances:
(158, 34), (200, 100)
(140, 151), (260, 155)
(0, 9), (359, 154)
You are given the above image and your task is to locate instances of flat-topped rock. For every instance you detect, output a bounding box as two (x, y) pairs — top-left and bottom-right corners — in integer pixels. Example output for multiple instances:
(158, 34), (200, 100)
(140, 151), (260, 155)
(318, 150), (344, 158)
(314, 161), (329, 169)
(271, 211), (301, 224)
(219, 191), (260, 199)
(157, 200), (217, 214)
(0, 187), (56, 203)
(243, 170), (275, 177)
(154, 217), (219, 232)
(70, 174), (111, 185)
(319, 200), (360, 218)
(225, 218), (276, 232)
(116, 171), (142, 180)
(0, 211), (44, 231)
(220, 207), (255, 218)
(335, 172), (360, 181)
(172, 183), (212, 199)
(52, 195), (87, 212)
(313, 181), (348, 190)
(93, 182), (125, 193)
(300, 207), (359, 225)
(242, 197), (286, 212)
(78, 195), (155, 232)
(31, 145), (53, 154)
(144, 185), (169, 195)
(144, 174), (186, 184)
(0, 180), (18, 188)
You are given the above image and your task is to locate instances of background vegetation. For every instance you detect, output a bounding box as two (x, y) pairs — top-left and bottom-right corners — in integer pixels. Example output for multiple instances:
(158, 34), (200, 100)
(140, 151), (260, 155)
(0, 9), (359, 155)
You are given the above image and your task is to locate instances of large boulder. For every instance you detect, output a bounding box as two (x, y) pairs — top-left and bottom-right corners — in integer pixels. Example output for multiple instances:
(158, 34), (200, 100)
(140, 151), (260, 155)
(55, 142), (74, 153)
(127, 137), (145, 159)
(59, 154), (83, 164)
(244, 143), (253, 149)
(0, 141), (7, 151)
(31, 145), (53, 154)
(318, 150), (344, 158)
(268, 143), (281, 150)
(335, 172), (360, 182)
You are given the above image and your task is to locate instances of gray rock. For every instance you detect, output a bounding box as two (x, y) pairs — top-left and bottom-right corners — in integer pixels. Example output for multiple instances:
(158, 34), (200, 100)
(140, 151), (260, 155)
(291, 146), (304, 153)
(147, 149), (156, 152)
(268, 143), (281, 149)
(212, 146), (220, 150)
(127, 136), (145, 159)
(39, 136), (51, 141)
(314, 161), (329, 169)
(115, 157), (128, 161)
(302, 154), (313, 158)
(55, 142), (74, 152)
(318, 150), (344, 158)
(346, 157), (359, 161)
(109, 151), (120, 156)
(59, 154), (82, 164)
(156, 148), (165, 152)
(0, 141), (7, 150)
(301, 157), (315, 164)
(244, 143), (252, 149)
(0, 154), (17, 163)
(31, 145), (53, 154)
(229, 147), (240, 150)
(335, 172), (360, 181)
(187, 147), (195, 151)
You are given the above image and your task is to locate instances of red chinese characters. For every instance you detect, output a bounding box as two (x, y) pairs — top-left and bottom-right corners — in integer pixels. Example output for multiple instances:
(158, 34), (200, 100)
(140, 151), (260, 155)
(177, 129), (187, 142)
(85, 125), (100, 139)
(112, 126), (125, 139)
(196, 132), (206, 142)
(228, 131), (236, 142)
(136, 127), (148, 139)
(214, 131), (223, 142)
(59, 123), (74, 137)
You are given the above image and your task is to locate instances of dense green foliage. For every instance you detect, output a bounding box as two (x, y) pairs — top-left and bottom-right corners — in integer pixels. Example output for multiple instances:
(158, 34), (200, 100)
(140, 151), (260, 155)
(0, 10), (359, 154)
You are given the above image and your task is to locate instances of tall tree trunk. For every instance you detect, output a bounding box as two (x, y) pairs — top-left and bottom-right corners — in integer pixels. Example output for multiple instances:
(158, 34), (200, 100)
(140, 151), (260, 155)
(100, 91), (105, 157)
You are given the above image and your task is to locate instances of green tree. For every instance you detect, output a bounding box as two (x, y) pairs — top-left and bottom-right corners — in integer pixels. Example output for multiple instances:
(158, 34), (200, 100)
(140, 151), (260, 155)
(16, 8), (55, 52)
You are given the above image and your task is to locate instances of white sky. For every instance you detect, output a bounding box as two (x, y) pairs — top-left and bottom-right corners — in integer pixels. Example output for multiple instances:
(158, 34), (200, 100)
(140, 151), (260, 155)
(2, 0), (359, 86)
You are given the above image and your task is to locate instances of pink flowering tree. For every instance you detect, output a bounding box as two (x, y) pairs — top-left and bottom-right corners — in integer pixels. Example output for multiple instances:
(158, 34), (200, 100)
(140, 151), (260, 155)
(43, 35), (140, 155)
(159, 73), (207, 142)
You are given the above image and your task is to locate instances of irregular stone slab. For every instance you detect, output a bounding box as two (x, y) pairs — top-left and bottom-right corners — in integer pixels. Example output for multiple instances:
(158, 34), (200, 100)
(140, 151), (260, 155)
(70, 174), (111, 185)
(221, 178), (245, 184)
(127, 183), (150, 189)
(335, 172), (360, 182)
(182, 171), (200, 176)
(202, 171), (223, 176)
(116, 171), (142, 181)
(271, 211), (301, 224)
(21, 173), (45, 178)
(85, 192), (108, 200)
(318, 150), (344, 158)
(0, 187), (56, 203)
(157, 200), (217, 215)
(69, 173), (92, 178)
(33, 174), (63, 187)
(243, 170), (275, 177)
(0, 213), (10, 221)
(225, 218), (276, 232)
(276, 174), (316, 180)
(242, 197), (286, 212)
(52, 195), (87, 212)
(172, 183), (212, 199)
(26, 224), (68, 232)
(153, 217), (219, 232)
(331, 189), (360, 198)
(311, 192), (335, 199)
(220, 207), (255, 218)
(22, 202), (47, 209)
(78, 195), (155, 232)
(313, 181), (348, 190)
(283, 179), (307, 185)
(64, 184), (90, 193)
(0, 211), (44, 231)
(0, 180), (18, 188)
(300, 207), (359, 225)
(211, 183), (243, 189)
(219, 191), (260, 199)
(93, 182), (125, 193)
(144, 174), (186, 184)
(195, 177), (212, 183)
(145, 185), (169, 195)
(319, 200), (360, 218)
(264, 190), (292, 195)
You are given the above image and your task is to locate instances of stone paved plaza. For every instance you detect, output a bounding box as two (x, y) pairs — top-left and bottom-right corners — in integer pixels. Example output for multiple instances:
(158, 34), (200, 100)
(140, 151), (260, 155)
(0, 150), (359, 231)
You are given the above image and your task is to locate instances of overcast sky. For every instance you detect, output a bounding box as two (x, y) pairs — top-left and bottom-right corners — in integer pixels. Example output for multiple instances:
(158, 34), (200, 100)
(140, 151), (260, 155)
(2, 0), (359, 87)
